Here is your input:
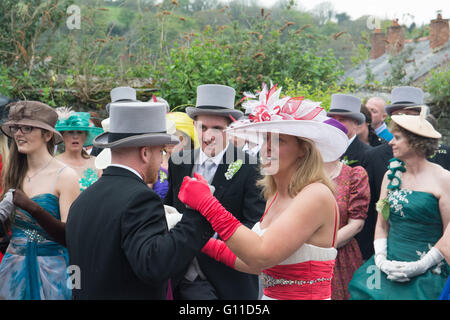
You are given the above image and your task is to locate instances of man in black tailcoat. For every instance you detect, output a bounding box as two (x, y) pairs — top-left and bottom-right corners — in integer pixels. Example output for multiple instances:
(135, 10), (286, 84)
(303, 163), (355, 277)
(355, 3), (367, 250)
(66, 100), (213, 299)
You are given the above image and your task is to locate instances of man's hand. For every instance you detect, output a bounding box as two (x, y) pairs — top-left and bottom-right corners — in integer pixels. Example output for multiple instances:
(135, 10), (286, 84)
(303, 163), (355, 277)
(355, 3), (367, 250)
(12, 189), (37, 213)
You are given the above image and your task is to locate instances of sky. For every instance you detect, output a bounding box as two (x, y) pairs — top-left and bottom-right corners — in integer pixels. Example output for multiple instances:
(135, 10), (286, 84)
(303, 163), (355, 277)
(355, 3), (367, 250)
(256, 0), (450, 25)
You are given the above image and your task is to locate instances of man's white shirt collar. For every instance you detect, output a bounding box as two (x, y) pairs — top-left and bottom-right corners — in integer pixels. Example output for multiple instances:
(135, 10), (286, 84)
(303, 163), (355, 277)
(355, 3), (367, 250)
(348, 134), (357, 145)
(109, 164), (143, 180)
(198, 143), (229, 166)
(375, 122), (388, 135)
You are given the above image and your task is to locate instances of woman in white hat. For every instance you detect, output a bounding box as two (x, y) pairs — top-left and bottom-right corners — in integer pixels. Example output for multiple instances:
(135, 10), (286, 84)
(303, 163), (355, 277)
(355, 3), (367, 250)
(55, 108), (104, 191)
(349, 107), (450, 300)
(0, 101), (80, 300)
(177, 83), (350, 300)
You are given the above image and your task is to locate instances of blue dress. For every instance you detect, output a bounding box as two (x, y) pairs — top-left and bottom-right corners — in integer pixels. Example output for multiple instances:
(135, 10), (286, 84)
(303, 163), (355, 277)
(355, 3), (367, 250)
(440, 276), (450, 300)
(0, 193), (71, 300)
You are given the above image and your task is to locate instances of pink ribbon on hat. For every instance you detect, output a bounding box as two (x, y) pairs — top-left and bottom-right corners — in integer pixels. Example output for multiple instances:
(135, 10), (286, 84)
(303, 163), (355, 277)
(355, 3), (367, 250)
(249, 97), (323, 123)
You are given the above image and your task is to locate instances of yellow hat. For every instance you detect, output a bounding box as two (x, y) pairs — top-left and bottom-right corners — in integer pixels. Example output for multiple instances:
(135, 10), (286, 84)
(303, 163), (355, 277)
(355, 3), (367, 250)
(391, 106), (441, 139)
(166, 112), (199, 149)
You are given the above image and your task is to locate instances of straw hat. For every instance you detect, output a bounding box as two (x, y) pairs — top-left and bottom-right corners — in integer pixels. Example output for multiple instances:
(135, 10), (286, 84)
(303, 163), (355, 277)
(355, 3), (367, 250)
(391, 106), (441, 139)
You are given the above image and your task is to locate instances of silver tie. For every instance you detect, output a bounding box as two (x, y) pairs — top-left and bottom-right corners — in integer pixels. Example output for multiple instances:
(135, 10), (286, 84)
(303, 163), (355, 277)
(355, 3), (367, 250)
(199, 159), (216, 184)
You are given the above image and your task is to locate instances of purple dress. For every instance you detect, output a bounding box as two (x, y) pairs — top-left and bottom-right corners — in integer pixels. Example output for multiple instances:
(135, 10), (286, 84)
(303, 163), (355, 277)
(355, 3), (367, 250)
(152, 167), (169, 200)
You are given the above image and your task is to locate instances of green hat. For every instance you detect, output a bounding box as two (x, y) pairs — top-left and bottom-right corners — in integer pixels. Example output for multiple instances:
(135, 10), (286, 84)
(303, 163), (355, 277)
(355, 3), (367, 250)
(55, 111), (103, 147)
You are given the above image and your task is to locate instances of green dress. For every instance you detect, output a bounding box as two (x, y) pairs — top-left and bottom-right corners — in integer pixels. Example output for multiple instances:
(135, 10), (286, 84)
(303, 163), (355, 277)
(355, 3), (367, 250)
(349, 159), (450, 300)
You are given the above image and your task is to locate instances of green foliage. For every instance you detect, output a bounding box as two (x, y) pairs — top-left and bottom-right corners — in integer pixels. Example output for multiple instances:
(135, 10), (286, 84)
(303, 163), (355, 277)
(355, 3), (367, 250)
(0, 0), (69, 68)
(0, 66), (14, 97)
(383, 47), (414, 87)
(283, 77), (356, 111)
(152, 36), (236, 108)
(0, 0), (407, 114)
(152, 11), (344, 109)
(425, 68), (450, 108)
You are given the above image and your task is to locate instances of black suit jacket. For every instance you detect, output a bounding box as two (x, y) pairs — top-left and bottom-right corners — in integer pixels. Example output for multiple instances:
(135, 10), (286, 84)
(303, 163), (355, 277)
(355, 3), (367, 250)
(341, 136), (373, 168)
(357, 143), (392, 259)
(164, 145), (266, 299)
(66, 166), (213, 299)
(341, 137), (373, 259)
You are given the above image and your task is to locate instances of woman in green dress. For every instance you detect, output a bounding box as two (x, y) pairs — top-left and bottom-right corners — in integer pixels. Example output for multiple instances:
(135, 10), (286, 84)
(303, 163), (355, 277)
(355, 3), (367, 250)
(349, 107), (450, 300)
(55, 109), (103, 191)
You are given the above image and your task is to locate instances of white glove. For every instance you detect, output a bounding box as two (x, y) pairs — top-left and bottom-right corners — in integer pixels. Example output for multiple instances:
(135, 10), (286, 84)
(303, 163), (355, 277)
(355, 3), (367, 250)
(0, 189), (16, 223)
(164, 205), (182, 230)
(374, 238), (399, 276)
(386, 247), (444, 281)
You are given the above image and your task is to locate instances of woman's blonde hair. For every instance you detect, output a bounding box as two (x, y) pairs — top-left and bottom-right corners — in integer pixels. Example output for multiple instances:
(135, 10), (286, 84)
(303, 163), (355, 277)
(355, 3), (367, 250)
(257, 137), (335, 200)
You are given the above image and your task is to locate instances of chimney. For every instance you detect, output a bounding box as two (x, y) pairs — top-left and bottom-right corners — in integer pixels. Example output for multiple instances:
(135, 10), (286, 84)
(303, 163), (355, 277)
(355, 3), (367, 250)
(386, 19), (405, 54)
(429, 13), (449, 49)
(387, 20), (405, 54)
(370, 29), (386, 59)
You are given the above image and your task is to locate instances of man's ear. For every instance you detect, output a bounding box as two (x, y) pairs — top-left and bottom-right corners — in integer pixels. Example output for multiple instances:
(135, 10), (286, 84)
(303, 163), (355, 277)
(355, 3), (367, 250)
(140, 146), (150, 163)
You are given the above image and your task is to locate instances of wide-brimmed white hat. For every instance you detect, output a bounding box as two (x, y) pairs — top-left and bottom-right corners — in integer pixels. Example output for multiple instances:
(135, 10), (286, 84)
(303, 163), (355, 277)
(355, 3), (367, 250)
(391, 106), (441, 139)
(186, 84), (244, 120)
(93, 101), (179, 149)
(226, 83), (349, 162)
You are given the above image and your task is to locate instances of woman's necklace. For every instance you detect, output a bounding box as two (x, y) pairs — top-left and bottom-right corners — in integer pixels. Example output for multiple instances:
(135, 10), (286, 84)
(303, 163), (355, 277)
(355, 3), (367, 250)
(26, 157), (54, 182)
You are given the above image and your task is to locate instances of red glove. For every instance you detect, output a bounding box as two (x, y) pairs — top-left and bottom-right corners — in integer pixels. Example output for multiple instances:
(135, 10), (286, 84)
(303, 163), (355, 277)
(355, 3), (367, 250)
(178, 173), (242, 241)
(201, 238), (236, 269)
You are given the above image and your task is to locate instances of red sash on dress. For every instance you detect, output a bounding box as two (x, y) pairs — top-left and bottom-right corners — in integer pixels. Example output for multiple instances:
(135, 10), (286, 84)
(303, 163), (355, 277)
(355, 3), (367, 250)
(260, 191), (338, 300)
(262, 260), (335, 300)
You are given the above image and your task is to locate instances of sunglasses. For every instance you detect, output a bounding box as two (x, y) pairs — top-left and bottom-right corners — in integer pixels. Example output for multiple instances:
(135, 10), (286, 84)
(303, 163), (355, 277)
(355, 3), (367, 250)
(9, 125), (34, 134)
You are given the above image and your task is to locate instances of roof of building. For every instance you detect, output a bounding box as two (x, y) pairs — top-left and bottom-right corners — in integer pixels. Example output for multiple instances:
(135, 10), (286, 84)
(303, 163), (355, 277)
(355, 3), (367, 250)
(343, 38), (449, 86)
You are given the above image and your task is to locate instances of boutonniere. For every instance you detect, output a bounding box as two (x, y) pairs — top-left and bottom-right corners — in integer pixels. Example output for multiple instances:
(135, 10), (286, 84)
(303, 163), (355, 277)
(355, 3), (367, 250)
(341, 156), (358, 166)
(159, 170), (168, 183)
(225, 159), (243, 180)
(376, 197), (390, 221)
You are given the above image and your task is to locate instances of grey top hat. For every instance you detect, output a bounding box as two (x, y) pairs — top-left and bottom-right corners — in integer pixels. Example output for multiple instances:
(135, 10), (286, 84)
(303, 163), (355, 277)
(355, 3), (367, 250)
(385, 86), (424, 115)
(186, 84), (244, 121)
(106, 87), (139, 113)
(327, 94), (365, 125)
(94, 101), (179, 149)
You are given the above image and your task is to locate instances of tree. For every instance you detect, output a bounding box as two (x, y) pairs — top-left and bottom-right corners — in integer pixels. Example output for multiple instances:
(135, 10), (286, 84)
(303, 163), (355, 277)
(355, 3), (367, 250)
(335, 12), (351, 25)
(312, 1), (335, 25)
